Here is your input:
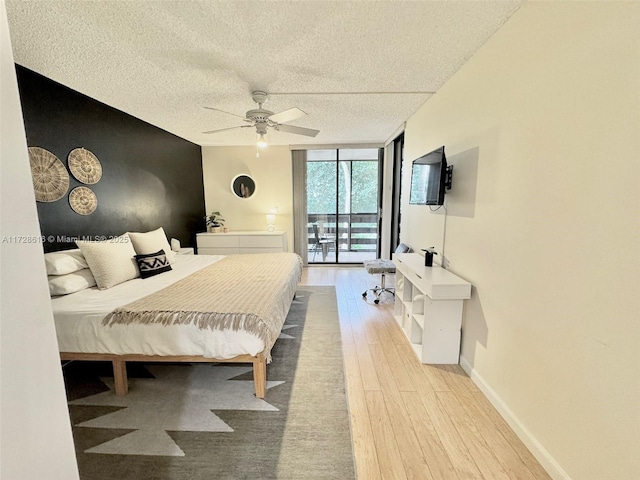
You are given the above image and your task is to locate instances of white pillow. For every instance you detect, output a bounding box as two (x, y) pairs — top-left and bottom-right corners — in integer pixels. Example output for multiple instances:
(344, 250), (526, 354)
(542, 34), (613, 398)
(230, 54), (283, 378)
(48, 269), (97, 296)
(128, 227), (177, 264)
(76, 234), (139, 289)
(44, 248), (88, 275)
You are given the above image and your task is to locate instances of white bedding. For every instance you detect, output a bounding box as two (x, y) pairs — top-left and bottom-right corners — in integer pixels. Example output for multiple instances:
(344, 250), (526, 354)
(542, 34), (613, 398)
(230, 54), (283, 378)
(51, 255), (264, 359)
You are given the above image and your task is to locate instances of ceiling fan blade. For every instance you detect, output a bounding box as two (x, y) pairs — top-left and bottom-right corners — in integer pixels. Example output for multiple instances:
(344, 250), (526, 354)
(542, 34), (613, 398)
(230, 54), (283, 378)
(203, 106), (250, 121)
(276, 123), (320, 137)
(202, 125), (252, 134)
(269, 107), (307, 124)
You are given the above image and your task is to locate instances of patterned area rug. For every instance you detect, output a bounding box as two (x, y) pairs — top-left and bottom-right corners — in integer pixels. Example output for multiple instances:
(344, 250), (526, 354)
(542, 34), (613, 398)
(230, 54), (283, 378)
(63, 286), (355, 479)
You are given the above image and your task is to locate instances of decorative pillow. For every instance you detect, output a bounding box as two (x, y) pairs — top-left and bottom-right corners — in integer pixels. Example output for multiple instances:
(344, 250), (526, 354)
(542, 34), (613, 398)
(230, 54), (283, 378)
(128, 227), (177, 264)
(44, 248), (88, 275)
(76, 234), (139, 289)
(135, 249), (173, 279)
(48, 268), (97, 296)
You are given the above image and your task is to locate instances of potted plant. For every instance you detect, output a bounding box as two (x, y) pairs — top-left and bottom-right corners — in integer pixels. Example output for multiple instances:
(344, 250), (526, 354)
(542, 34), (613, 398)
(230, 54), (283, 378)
(205, 211), (225, 233)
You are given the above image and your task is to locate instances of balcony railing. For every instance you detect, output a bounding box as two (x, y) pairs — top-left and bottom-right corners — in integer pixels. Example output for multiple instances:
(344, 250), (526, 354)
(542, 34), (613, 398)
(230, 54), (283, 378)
(307, 213), (378, 253)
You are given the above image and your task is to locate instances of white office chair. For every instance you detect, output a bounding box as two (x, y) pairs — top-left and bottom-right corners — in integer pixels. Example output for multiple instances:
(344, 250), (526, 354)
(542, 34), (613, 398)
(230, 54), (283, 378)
(362, 243), (412, 304)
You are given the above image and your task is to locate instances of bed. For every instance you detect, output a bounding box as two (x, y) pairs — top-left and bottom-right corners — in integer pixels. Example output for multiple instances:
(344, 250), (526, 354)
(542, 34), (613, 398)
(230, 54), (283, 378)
(50, 249), (302, 399)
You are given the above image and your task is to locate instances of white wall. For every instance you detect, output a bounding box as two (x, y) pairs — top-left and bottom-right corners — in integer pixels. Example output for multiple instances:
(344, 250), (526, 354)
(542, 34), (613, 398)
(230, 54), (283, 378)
(401, 2), (639, 479)
(201, 146), (294, 249)
(0, 2), (79, 478)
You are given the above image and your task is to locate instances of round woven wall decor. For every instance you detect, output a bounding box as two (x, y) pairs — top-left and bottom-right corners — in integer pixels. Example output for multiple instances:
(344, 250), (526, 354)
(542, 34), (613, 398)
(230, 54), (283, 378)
(28, 147), (69, 202)
(69, 186), (97, 215)
(68, 147), (102, 184)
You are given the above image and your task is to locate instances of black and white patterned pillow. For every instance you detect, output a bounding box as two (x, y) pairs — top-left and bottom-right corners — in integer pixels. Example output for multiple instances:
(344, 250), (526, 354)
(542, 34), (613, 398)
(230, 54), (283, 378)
(135, 249), (172, 279)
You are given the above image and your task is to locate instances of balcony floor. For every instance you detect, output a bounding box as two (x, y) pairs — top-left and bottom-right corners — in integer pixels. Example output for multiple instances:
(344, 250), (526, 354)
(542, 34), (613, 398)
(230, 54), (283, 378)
(307, 249), (377, 264)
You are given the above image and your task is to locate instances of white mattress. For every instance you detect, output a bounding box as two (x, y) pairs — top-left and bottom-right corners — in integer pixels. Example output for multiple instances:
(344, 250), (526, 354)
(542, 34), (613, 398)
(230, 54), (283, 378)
(51, 255), (264, 359)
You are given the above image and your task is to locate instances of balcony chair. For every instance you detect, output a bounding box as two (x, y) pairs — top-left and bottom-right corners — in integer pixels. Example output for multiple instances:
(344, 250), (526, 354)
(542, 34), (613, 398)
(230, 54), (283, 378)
(362, 243), (412, 304)
(311, 223), (336, 261)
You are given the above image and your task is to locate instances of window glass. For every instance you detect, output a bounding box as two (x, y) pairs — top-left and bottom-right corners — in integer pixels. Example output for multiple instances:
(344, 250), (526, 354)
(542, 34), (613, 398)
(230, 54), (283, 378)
(307, 161), (336, 214)
(352, 161), (378, 213)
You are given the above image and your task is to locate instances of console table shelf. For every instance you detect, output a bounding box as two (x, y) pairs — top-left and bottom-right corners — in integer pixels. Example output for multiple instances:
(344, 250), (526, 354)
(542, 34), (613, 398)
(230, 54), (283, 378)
(393, 253), (471, 364)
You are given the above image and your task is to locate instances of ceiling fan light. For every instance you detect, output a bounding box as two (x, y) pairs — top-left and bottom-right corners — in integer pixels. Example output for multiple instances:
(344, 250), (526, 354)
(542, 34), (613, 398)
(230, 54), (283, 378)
(257, 133), (268, 148)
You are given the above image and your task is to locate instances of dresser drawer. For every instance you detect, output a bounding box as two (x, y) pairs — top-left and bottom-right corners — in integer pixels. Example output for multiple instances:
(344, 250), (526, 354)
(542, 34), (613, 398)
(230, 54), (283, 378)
(239, 235), (284, 248)
(197, 235), (239, 248)
(241, 247), (283, 254)
(197, 231), (286, 255)
(198, 247), (238, 255)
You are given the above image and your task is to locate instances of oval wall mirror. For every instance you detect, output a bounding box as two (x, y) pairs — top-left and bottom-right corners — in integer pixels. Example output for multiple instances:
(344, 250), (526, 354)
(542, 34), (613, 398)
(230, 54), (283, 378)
(231, 174), (256, 199)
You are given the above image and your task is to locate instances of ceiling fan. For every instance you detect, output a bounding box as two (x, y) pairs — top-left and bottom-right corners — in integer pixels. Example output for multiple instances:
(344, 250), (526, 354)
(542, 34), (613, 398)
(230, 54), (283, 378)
(202, 91), (320, 147)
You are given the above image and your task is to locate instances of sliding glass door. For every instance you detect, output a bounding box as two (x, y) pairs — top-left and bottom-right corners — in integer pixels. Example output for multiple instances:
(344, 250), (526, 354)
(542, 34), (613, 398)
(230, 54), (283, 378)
(306, 148), (381, 264)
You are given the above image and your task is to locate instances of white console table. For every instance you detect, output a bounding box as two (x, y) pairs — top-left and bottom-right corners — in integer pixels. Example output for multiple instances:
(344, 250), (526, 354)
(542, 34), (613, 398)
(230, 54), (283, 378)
(196, 231), (287, 255)
(393, 252), (471, 364)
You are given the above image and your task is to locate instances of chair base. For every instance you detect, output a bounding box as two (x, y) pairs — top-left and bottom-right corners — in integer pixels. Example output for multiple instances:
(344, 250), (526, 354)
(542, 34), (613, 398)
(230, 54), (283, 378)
(362, 286), (395, 304)
(362, 272), (395, 304)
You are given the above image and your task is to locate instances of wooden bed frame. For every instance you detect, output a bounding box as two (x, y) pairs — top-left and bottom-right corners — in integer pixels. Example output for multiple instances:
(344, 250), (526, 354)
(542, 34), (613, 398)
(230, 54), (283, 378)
(60, 351), (268, 398)
(56, 253), (302, 400)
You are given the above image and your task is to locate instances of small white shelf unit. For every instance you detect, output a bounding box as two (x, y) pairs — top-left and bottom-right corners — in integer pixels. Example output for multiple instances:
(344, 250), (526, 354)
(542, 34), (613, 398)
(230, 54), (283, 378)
(393, 252), (472, 364)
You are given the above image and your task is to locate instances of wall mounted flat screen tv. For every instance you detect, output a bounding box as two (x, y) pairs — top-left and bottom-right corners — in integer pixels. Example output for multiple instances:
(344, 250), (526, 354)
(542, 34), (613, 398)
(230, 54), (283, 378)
(409, 146), (448, 205)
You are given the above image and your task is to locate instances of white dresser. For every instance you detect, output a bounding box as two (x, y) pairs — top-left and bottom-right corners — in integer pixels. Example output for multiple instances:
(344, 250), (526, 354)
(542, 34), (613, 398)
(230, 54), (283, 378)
(196, 231), (288, 255)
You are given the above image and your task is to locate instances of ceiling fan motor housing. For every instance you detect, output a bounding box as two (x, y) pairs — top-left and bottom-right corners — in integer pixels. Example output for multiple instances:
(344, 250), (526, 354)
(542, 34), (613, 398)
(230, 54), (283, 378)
(247, 91), (275, 127)
(246, 108), (275, 123)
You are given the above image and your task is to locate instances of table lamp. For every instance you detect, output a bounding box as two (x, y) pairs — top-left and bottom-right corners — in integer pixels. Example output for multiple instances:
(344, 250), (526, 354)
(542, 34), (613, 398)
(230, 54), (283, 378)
(266, 214), (276, 232)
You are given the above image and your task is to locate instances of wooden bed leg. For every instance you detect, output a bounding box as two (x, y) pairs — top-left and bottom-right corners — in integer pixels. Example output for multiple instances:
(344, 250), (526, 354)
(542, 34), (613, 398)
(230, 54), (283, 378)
(253, 354), (267, 399)
(112, 360), (129, 396)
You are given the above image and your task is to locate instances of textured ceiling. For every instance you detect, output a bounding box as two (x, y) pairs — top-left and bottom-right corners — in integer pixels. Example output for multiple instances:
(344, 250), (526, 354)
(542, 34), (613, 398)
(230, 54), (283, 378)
(6, 0), (523, 147)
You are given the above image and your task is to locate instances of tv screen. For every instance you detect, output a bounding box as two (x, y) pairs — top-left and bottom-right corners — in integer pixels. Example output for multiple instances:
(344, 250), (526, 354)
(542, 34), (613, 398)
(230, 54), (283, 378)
(409, 146), (447, 205)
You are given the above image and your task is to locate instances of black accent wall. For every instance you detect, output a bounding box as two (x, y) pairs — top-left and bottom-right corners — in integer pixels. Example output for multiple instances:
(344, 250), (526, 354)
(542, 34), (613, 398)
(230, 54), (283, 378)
(15, 65), (205, 252)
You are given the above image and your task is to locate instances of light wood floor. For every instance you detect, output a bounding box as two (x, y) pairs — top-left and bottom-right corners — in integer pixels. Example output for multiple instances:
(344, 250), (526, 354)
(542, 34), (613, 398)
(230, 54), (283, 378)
(300, 266), (551, 480)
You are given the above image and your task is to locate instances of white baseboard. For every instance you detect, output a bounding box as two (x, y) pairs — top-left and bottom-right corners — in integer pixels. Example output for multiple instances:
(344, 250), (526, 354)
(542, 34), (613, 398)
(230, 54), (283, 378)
(459, 355), (570, 480)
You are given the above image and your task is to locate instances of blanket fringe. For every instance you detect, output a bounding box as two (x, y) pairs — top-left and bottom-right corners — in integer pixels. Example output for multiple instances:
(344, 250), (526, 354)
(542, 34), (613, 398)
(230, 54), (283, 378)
(104, 310), (270, 344)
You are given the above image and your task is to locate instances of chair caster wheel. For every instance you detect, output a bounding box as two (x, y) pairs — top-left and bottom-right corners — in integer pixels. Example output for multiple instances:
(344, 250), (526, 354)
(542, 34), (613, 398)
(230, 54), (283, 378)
(374, 299), (380, 304)
(362, 292), (367, 298)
